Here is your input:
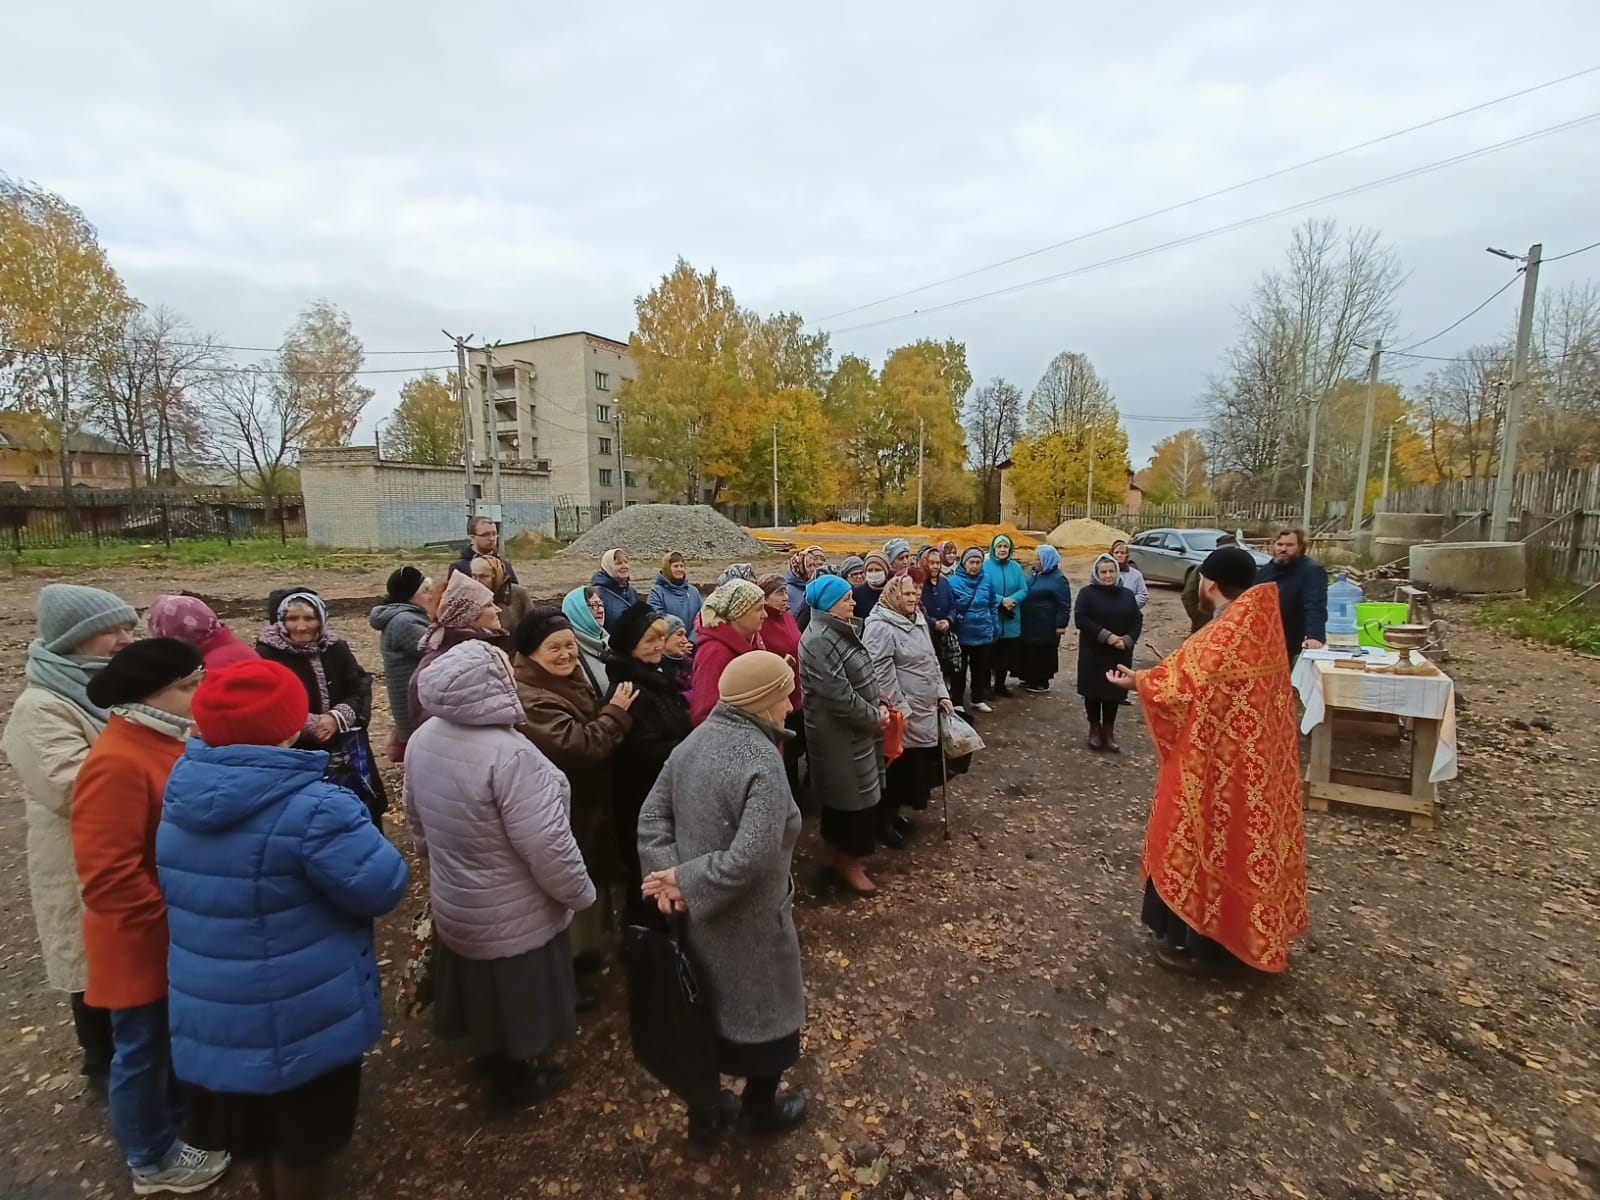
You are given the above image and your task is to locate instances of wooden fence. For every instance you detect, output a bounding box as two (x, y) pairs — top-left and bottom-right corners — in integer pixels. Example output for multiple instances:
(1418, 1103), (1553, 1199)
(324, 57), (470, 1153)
(1381, 466), (1600, 586)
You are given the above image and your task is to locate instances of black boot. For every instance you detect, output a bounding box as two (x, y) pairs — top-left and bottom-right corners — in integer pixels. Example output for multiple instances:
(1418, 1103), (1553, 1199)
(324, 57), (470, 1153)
(489, 1058), (569, 1111)
(739, 1092), (808, 1135)
(686, 1089), (740, 1160)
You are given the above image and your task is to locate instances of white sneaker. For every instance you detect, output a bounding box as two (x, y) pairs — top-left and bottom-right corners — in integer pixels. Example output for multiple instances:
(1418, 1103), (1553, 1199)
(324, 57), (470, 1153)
(132, 1142), (231, 1195)
(972, 701), (993, 714)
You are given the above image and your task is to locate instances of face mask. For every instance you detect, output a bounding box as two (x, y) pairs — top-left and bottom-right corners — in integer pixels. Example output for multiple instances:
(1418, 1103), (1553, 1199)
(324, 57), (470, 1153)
(866, 571), (886, 587)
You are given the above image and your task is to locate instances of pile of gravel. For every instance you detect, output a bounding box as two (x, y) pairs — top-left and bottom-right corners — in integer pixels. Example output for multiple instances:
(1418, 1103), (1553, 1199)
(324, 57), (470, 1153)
(559, 504), (770, 562)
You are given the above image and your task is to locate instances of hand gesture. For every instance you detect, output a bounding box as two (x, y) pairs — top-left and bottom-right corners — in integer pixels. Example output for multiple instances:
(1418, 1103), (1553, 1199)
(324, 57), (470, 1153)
(939, 697), (954, 715)
(1106, 665), (1137, 690)
(1303, 638), (1325, 651)
(878, 703), (892, 727)
(935, 619), (950, 632)
(312, 713), (339, 743)
(1107, 634), (1126, 651)
(611, 681), (638, 710)
(641, 868), (685, 914)
(1000, 597), (1015, 612)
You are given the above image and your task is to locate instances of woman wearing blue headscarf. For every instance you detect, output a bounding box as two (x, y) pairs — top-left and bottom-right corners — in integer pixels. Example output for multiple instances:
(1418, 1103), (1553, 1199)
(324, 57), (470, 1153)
(1017, 545), (1074, 693)
(561, 586), (612, 697)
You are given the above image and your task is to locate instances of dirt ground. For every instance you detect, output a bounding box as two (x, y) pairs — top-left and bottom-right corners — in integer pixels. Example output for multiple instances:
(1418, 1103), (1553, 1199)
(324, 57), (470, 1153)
(0, 552), (1596, 1200)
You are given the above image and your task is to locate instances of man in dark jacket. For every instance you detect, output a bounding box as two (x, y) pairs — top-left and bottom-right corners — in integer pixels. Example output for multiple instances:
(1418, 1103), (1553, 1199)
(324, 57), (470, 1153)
(1255, 529), (1327, 660)
(1183, 532), (1237, 633)
(448, 516), (519, 589)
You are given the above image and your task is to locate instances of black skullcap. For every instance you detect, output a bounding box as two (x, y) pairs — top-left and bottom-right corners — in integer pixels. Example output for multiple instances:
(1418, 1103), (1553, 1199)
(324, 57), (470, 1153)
(514, 606), (573, 657)
(1199, 547), (1258, 594)
(86, 637), (203, 709)
(609, 602), (662, 660)
(386, 566), (425, 604)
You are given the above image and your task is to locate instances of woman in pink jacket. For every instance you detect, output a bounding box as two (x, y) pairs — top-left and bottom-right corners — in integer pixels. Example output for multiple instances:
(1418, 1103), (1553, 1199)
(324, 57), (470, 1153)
(403, 639), (595, 1112)
(145, 595), (256, 671)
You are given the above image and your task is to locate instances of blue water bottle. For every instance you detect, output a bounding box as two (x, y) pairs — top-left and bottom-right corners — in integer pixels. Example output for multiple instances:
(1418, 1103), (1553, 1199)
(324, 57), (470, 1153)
(1326, 572), (1362, 649)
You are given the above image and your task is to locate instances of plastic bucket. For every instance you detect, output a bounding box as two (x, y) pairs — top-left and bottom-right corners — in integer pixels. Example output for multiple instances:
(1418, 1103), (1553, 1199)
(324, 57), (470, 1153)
(1356, 602), (1409, 647)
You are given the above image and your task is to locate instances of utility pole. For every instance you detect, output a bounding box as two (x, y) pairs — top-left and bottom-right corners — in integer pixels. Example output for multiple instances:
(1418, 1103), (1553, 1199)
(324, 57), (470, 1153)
(1350, 340), (1382, 537)
(480, 343), (504, 511)
(1301, 392), (1321, 532)
(1490, 243), (1542, 540)
(1380, 421), (1395, 508)
(771, 422), (780, 528)
(1086, 424), (1096, 514)
(443, 329), (476, 516)
(916, 417), (926, 527)
(615, 411), (627, 507)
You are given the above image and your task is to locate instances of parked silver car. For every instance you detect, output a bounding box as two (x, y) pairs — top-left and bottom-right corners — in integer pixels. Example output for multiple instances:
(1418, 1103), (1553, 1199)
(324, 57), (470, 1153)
(1125, 527), (1270, 587)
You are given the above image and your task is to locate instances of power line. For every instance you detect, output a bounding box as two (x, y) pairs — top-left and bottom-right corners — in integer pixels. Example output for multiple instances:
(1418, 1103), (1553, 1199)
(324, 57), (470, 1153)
(0, 346), (454, 377)
(1541, 238), (1600, 264)
(167, 340), (448, 356)
(823, 111), (1600, 336)
(1390, 274), (1522, 353)
(814, 65), (1600, 325)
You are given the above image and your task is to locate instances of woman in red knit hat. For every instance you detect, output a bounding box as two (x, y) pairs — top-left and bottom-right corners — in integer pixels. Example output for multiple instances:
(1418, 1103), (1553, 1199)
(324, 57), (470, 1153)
(158, 659), (409, 1200)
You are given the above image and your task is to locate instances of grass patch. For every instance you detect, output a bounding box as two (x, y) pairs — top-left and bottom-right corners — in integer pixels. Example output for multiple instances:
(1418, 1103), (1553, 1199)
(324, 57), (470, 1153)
(5, 538), (399, 573)
(1476, 589), (1600, 655)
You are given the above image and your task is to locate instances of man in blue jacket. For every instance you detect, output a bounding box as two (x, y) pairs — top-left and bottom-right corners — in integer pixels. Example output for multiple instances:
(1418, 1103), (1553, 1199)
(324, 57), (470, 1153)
(1256, 529), (1328, 661)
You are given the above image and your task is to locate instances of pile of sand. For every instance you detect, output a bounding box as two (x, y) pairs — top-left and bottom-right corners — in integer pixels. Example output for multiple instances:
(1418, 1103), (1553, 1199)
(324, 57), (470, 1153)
(559, 504), (770, 561)
(1045, 517), (1130, 551)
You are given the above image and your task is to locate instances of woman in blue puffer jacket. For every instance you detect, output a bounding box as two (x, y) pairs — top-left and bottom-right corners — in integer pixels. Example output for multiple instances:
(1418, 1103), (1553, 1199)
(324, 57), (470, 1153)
(158, 658), (409, 1196)
(948, 547), (998, 713)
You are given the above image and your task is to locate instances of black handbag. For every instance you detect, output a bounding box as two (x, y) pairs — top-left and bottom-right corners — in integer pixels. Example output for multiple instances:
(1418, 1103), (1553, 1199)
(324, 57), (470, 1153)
(622, 914), (720, 1110)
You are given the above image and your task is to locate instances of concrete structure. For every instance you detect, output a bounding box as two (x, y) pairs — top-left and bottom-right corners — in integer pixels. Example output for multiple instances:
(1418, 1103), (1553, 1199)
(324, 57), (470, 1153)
(1409, 541), (1527, 597)
(300, 447), (554, 549)
(0, 413), (144, 488)
(466, 332), (653, 522)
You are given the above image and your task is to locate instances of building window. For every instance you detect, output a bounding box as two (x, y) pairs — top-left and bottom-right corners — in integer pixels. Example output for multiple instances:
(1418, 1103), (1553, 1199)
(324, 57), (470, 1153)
(624, 470), (636, 488)
(596, 405), (610, 423)
(598, 436), (612, 456)
(594, 371), (610, 391)
(599, 500), (615, 519)
(599, 468), (614, 487)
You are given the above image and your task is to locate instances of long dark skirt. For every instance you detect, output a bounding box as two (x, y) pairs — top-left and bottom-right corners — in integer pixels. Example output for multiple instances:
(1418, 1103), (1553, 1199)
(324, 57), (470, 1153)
(821, 804), (877, 857)
(433, 931), (578, 1063)
(1016, 640), (1061, 685)
(187, 1059), (362, 1168)
(717, 1029), (801, 1080)
(1141, 880), (1235, 964)
(879, 746), (940, 823)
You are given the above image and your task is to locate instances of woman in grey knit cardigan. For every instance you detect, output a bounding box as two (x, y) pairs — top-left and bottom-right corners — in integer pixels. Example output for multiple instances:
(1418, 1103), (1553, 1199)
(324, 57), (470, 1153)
(638, 650), (808, 1160)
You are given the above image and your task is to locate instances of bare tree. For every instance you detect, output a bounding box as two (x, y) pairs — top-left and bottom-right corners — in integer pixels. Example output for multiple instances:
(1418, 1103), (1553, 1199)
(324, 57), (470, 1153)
(1525, 281), (1600, 469)
(1028, 351), (1113, 437)
(1415, 343), (1512, 481)
(200, 365), (311, 497)
(91, 306), (218, 485)
(963, 376), (1023, 520)
(1204, 219), (1403, 503)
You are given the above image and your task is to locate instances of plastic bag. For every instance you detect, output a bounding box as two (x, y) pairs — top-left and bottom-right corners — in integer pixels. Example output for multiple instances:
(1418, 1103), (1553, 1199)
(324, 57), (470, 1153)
(396, 902), (436, 1019)
(622, 917), (720, 1110)
(941, 711), (986, 759)
(882, 707), (906, 763)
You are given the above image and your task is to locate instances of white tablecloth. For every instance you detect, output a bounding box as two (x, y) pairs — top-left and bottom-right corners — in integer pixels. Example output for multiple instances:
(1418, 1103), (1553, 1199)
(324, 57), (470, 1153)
(1292, 655), (1458, 783)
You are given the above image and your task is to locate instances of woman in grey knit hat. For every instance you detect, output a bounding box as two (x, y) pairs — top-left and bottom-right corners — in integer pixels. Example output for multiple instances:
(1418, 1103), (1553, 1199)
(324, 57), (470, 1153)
(0, 584), (137, 1092)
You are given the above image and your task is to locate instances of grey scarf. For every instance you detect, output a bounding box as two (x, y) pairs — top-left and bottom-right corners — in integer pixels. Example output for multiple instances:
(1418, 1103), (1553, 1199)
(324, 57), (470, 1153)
(113, 703), (192, 740)
(24, 640), (110, 727)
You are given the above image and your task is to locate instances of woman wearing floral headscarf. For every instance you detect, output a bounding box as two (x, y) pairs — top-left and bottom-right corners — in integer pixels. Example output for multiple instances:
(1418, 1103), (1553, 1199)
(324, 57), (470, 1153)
(689, 579), (767, 725)
(784, 551), (815, 624)
(255, 589), (389, 825)
(408, 572), (504, 729)
(561, 586), (612, 698)
(146, 594), (256, 671)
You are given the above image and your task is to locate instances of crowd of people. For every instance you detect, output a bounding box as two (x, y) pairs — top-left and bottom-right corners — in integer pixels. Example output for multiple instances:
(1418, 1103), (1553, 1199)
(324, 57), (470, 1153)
(0, 514), (1325, 1192)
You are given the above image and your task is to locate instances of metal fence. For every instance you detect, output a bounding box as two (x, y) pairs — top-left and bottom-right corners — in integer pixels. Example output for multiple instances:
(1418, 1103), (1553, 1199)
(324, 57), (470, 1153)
(1010, 500), (1306, 534)
(0, 489), (307, 551)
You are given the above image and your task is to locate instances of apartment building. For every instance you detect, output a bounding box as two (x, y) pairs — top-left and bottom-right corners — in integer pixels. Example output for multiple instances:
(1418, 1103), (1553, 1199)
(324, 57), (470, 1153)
(465, 331), (653, 519)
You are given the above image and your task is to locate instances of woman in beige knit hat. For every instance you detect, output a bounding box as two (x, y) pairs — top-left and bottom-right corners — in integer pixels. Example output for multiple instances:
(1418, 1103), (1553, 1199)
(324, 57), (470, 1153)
(639, 650), (808, 1158)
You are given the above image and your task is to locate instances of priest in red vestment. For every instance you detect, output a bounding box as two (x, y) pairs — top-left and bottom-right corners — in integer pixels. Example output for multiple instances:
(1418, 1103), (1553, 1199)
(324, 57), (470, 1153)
(1107, 547), (1308, 973)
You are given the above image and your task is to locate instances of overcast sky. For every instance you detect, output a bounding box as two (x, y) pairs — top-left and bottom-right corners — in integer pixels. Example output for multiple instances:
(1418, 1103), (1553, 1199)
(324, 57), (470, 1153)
(3, 1), (1597, 464)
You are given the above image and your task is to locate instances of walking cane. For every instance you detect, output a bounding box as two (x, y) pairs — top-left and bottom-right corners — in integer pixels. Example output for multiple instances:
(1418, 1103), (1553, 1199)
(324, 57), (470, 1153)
(939, 711), (951, 842)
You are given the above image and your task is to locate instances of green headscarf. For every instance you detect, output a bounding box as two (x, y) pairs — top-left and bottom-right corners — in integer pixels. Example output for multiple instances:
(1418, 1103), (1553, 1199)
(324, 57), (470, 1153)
(989, 533), (1014, 559)
(561, 586), (606, 642)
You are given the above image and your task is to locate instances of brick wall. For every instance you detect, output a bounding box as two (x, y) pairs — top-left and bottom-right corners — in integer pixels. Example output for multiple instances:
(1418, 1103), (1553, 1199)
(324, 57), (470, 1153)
(301, 447), (555, 549)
